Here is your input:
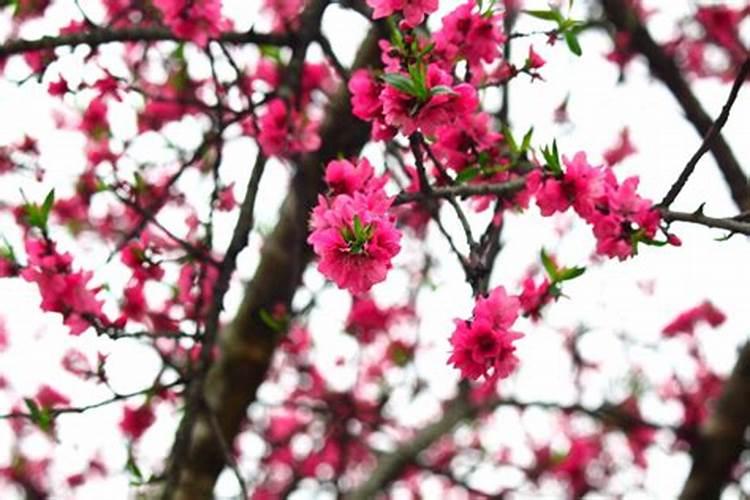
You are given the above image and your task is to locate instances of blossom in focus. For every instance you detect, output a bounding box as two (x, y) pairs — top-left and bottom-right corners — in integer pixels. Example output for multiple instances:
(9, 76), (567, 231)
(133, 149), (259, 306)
(308, 160), (401, 295)
(448, 287), (523, 382)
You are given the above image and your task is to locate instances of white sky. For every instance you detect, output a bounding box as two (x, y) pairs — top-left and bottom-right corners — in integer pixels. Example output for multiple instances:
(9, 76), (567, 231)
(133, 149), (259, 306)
(0, 0), (749, 498)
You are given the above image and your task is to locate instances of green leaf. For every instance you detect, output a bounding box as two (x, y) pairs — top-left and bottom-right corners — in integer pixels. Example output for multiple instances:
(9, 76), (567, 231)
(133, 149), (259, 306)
(125, 454), (144, 484)
(41, 189), (55, 221)
(502, 125), (518, 155)
(455, 166), (482, 184)
(430, 85), (458, 96)
(352, 214), (364, 236)
(23, 190), (55, 230)
(558, 266), (586, 281)
(564, 31), (582, 56)
(24, 398), (40, 419)
(407, 63), (429, 101)
(520, 127), (534, 153)
(417, 42), (435, 57)
(24, 398), (52, 432)
(541, 140), (562, 176)
(259, 309), (285, 333)
(524, 9), (564, 23)
(0, 238), (15, 261)
(540, 249), (559, 281)
(639, 237), (668, 247)
(259, 44), (282, 64)
(387, 16), (405, 50)
(382, 73), (419, 98)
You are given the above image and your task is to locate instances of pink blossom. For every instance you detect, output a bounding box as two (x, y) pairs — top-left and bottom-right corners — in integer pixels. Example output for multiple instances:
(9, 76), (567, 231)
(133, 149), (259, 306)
(280, 325), (312, 355)
(119, 404), (155, 440)
(217, 183), (237, 211)
(348, 69), (396, 141)
(530, 152), (608, 219)
(435, 1), (505, 68)
(448, 287), (523, 382)
(20, 238), (107, 335)
(346, 295), (410, 343)
(262, 0), (305, 32)
(695, 6), (745, 56)
(121, 237), (165, 282)
(432, 112), (502, 171)
(366, 0), (438, 28)
(518, 276), (552, 320)
(324, 158), (382, 196)
(591, 176), (660, 260)
(81, 97), (109, 139)
(267, 411), (305, 442)
(0, 254), (17, 277)
(152, 0), (226, 47)
(527, 46), (546, 69)
(308, 192), (401, 295)
(605, 32), (636, 72)
(251, 98), (321, 158)
(662, 300), (726, 337)
(381, 64), (478, 136)
(35, 385), (70, 408)
(61, 349), (93, 378)
(603, 127), (637, 167)
(47, 78), (69, 97)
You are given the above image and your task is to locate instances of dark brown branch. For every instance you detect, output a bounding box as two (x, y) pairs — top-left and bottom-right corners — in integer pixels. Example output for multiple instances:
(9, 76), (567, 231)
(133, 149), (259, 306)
(679, 344), (750, 500)
(600, 0), (750, 210)
(347, 387), (477, 500)
(393, 178), (526, 205)
(597, 5), (750, 498)
(0, 379), (184, 421)
(346, 392), (673, 499)
(660, 58), (750, 208)
(0, 26), (291, 59)
(662, 209), (750, 236)
(160, 151), (268, 498)
(160, 24), (386, 500)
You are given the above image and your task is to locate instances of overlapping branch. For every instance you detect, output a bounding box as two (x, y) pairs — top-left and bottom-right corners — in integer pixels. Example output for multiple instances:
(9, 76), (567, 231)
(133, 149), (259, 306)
(0, 26), (291, 58)
(599, 2), (750, 498)
(600, 0), (750, 210)
(158, 22), (387, 500)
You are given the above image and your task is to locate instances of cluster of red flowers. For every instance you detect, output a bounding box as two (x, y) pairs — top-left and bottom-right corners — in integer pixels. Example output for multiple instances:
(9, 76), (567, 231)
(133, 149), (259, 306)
(308, 158), (402, 295)
(19, 238), (107, 336)
(447, 287), (523, 382)
(527, 152), (668, 260)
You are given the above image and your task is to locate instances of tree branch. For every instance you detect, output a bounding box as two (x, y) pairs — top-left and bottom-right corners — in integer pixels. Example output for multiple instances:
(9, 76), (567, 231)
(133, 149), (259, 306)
(0, 27), (291, 58)
(346, 391), (674, 498)
(159, 24), (386, 500)
(662, 209), (750, 237)
(679, 344), (750, 500)
(660, 58), (750, 208)
(600, 0), (750, 210)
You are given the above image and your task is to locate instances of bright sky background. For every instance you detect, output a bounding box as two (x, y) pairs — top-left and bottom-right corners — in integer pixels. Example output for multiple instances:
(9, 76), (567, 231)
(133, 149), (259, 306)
(0, 0), (749, 498)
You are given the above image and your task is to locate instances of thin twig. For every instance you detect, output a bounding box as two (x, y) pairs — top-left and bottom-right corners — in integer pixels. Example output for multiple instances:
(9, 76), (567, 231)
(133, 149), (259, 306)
(0, 379), (185, 420)
(0, 27), (292, 59)
(662, 208), (750, 236)
(206, 404), (248, 499)
(161, 153), (268, 497)
(660, 58), (750, 208)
